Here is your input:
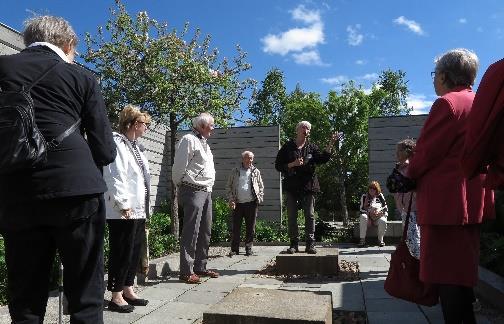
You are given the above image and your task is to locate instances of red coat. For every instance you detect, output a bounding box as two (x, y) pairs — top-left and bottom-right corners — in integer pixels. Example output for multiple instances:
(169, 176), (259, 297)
(462, 58), (504, 189)
(408, 87), (489, 225)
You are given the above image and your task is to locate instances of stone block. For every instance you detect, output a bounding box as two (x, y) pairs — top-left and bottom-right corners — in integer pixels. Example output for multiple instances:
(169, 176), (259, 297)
(352, 220), (403, 239)
(203, 287), (332, 324)
(275, 248), (339, 275)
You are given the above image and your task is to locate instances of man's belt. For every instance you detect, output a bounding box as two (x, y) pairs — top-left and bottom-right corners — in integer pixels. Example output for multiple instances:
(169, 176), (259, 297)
(180, 181), (209, 192)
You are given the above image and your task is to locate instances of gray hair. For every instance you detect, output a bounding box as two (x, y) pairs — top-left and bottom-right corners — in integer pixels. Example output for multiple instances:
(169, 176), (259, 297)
(434, 48), (479, 88)
(192, 112), (214, 129)
(296, 120), (312, 131)
(23, 15), (78, 48)
(241, 151), (254, 158)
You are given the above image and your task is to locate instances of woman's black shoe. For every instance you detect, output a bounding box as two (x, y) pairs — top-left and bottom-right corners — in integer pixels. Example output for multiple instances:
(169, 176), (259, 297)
(123, 296), (149, 306)
(108, 301), (135, 313)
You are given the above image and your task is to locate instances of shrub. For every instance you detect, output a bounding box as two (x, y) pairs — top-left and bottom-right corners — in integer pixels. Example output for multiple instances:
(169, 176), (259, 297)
(148, 209), (178, 258)
(480, 232), (504, 277)
(211, 197), (232, 244)
(0, 238), (6, 306)
(255, 220), (289, 242)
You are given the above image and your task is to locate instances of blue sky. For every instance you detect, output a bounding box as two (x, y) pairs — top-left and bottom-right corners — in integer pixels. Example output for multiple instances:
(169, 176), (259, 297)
(2, 0), (503, 115)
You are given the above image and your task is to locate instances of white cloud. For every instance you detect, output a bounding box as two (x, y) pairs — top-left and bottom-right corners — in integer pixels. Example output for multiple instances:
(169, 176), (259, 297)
(292, 50), (328, 66)
(393, 16), (424, 35)
(320, 75), (349, 85)
(360, 73), (378, 81)
(346, 24), (363, 46)
(458, 18), (467, 24)
(355, 59), (367, 65)
(291, 5), (321, 24)
(262, 5), (324, 56)
(407, 94), (434, 115)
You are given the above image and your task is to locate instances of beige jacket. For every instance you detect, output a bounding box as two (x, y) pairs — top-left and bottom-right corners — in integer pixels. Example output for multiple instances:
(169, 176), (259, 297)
(226, 165), (264, 205)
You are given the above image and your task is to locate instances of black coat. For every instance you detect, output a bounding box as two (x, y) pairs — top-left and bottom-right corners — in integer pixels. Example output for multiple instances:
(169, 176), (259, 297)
(0, 46), (116, 201)
(275, 139), (331, 194)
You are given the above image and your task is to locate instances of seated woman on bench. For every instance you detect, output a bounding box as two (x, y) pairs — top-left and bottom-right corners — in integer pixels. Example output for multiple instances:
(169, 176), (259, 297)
(358, 181), (388, 247)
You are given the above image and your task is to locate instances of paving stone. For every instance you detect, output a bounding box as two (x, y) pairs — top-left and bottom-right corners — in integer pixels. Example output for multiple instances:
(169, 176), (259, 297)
(323, 282), (365, 311)
(203, 287), (332, 324)
(367, 311), (427, 324)
(276, 248), (339, 275)
(103, 310), (143, 324)
(365, 298), (420, 312)
(134, 302), (211, 324)
(174, 289), (228, 305)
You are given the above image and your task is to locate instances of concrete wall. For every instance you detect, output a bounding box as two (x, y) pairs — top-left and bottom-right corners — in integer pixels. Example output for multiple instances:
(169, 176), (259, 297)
(368, 115), (428, 195)
(0, 23), (24, 55)
(166, 126), (282, 221)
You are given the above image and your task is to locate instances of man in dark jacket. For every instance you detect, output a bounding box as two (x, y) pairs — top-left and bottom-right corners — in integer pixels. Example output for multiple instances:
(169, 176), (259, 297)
(0, 16), (115, 323)
(275, 121), (340, 254)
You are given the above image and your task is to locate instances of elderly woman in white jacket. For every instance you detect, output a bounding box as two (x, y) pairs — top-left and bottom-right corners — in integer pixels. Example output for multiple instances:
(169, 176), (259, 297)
(104, 105), (151, 313)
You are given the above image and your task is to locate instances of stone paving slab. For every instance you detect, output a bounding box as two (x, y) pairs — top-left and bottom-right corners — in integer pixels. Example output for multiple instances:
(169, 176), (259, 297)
(203, 287), (332, 324)
(134, 302), (211, 324)
(276, 247), (339, 275)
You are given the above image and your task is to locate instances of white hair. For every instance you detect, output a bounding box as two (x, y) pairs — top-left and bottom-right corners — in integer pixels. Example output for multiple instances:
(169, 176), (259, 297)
(296, 121), (312, 131)
(241, 151), (254, 158)
(434, 48), (479, 87)
(23, 15), (78, 48)
(192, 112), (214, 130)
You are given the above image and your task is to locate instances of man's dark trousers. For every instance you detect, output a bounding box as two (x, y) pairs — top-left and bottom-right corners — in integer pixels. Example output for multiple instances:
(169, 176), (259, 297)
(231, 201), (258, 252)
(1, 194), (106, 324)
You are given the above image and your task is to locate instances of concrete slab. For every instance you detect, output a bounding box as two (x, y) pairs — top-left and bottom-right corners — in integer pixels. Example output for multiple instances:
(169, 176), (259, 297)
(323, 282), (365, 311)
(353, 221), (403, 239)
(174, 289), (228, 305)
(365, 298), (419, 312)
(134, 302), (211, 324)
(367, 311), (427, 324)
(276, 248), (339, 275)
(203, 287), (332, 324)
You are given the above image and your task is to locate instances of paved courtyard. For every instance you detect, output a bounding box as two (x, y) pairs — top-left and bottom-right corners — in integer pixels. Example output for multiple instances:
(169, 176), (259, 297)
(0, 244), (496, 323)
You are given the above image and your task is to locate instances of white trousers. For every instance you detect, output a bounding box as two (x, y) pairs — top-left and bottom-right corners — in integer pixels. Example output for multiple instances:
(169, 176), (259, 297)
(359, 213), (387, 242)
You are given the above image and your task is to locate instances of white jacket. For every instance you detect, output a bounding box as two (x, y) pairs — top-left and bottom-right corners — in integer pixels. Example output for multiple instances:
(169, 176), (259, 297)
(172, 132), (215, 191)
(104, 132), (151, 219)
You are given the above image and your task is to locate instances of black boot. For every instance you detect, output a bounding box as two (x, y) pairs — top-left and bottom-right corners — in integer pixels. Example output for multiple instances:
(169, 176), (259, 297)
(305, 241), (317, 254)
(287, 240), (299, 254)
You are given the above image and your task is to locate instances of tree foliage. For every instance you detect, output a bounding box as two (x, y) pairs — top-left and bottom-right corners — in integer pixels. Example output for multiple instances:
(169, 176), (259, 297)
(83, 0), (255, 236)
(248, 68), (287, 126)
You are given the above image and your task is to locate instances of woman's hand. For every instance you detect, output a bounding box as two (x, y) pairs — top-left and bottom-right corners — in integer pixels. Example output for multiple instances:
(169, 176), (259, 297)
(229, 201), (236, 210)
(121, 208), (132, 219)
(288, 157), (304, 168)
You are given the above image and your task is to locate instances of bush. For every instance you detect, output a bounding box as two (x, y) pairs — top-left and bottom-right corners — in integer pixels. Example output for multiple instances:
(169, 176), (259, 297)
(480, 232), (504, 277)
(211, 197), (232, 244)
(255, 220), (289, 242)
(148, 209), (178, 258)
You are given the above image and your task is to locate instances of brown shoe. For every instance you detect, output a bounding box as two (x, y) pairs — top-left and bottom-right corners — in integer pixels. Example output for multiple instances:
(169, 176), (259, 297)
(194, 270), (219, 278)
(179, 273), (201, 284)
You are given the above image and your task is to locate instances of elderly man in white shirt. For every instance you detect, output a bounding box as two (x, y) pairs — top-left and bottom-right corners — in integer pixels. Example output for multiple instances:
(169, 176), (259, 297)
(172, 112), (219, 284)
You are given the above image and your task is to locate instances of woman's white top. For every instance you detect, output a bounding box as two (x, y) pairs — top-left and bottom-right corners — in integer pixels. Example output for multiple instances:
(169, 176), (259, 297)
(104, 132), (151, 219)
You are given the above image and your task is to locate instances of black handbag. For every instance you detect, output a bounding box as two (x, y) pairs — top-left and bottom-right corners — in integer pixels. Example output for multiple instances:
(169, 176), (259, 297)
(386, 166), (416, 193)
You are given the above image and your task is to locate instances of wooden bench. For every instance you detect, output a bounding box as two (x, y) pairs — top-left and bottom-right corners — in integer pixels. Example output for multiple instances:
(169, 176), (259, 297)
(352, 220), (403, 239)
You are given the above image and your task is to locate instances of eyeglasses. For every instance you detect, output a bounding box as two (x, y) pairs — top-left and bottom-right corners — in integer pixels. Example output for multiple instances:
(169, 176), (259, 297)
(136, 121), (151, 129)
(430, 71), (436, 79)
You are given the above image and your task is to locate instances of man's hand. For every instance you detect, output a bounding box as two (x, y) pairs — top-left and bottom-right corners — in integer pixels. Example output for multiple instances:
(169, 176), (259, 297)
(121, 208), (132, 219)
(229, 201), (236, 210)
(288, 157), (304, 168)
(326, 131), (343, 152)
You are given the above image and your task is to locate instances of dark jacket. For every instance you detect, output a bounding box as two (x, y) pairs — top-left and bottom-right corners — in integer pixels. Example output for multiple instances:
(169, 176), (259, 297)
(275, 139), (330, 194)
(0, 45), (116, 201)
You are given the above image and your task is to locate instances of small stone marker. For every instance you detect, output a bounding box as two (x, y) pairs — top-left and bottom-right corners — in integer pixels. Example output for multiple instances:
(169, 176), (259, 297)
(203, 287), (332, 324)
(276, 247), (339, 275)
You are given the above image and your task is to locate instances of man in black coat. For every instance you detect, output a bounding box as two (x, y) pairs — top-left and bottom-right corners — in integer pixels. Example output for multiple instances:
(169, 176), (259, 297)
(0, 16), (115, 323)
(275, 121), (340, 254)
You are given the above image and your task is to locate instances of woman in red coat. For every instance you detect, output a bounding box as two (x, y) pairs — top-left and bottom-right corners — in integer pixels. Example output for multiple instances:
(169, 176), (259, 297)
(407, 48), (492, 323)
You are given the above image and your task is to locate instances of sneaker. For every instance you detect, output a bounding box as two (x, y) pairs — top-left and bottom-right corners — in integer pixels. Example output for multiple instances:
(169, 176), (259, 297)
(228, 250), (239, 257)
(358, 239), (366, 247)
(378, 241), (385, 247)
(245, 248), (254, 256)
(306, 246), (317, 254)
(286, 246), (299, 254)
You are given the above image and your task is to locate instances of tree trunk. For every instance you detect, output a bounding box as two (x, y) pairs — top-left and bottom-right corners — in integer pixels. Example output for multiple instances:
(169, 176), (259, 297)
(337, 175), (349, 226)
(169, 113), (180, 239)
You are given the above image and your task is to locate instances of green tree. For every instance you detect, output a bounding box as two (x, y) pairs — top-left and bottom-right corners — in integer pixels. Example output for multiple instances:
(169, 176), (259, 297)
(249, 68), (287, 126)
(84, 0), (255, 238)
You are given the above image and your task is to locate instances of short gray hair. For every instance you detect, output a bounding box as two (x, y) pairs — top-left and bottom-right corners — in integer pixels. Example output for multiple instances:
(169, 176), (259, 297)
(192, 112), (214, 129)
(241, 151), (254, 158)
(434, 48), (479, 88)
(23, 15), (78, 48)
(296, 121), (312, 131)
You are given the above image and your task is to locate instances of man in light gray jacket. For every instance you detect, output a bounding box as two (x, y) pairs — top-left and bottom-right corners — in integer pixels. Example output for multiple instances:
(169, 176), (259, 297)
(226, 151), (264, 256)
(172, 112), (219, 284)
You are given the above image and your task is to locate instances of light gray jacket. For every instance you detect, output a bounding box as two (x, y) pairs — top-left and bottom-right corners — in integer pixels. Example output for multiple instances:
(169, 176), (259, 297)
(226, 165), (264, 205)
